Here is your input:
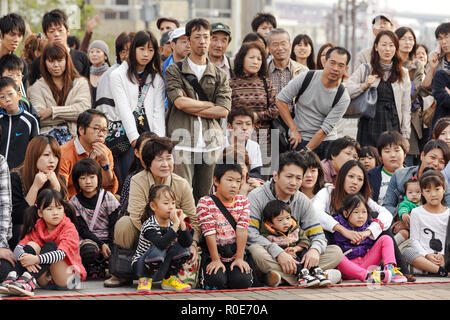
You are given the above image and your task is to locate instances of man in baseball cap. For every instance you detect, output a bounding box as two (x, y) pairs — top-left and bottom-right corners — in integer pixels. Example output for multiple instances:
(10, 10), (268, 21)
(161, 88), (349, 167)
(156, 17), (180, 35)
(163, 27), (190, 76)
(208, 22), (233, 79)
(354, 14), (393, 69)
(159, 29), (173, 62)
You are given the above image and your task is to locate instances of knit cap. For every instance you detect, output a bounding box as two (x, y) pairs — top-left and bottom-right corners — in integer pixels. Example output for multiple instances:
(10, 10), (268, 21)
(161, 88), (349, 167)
(88, 40), (109, 57)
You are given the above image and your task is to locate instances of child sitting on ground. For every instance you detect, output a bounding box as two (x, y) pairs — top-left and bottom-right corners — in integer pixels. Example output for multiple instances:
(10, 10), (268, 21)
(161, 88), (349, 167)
(0, 77), (39, 169)
(393, 177), (421, 245)
(69, 159), (120, 279)
(0, 189), (86, 297)
(132, 184), (193, 293)
(334, 193), (407, 284)
(401, 170), (449, 277)
(260, 199), (330, 287)
(196, 162), (254, 290)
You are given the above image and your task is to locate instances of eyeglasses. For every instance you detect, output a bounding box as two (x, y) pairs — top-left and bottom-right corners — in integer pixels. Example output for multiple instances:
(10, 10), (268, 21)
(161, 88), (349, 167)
(88, 126), (108, 135)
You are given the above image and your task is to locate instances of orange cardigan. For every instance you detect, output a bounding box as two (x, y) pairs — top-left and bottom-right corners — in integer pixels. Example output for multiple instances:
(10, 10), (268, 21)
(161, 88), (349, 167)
(59, 138), (119, 199)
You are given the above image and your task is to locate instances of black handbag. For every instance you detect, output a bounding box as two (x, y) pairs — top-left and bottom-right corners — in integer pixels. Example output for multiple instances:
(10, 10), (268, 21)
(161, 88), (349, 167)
(109, 244), (137, 279)
(105, 123), (131, 157)
(344, 63), (378, 119)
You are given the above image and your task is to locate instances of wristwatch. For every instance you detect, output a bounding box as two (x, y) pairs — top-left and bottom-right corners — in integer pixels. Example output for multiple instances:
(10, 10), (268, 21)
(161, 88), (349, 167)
(301, 146), (311, 152)
(101, 163), (110, 171)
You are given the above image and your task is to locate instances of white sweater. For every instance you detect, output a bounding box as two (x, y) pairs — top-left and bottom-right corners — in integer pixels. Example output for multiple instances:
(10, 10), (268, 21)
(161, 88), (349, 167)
(109, 61), (166, 142)
(312, 186), (393, 240)
(410, 206), (449, 256)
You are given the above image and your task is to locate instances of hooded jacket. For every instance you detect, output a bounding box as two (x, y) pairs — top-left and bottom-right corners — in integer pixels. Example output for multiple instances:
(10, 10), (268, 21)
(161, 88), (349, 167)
(247, 180), (327, 259)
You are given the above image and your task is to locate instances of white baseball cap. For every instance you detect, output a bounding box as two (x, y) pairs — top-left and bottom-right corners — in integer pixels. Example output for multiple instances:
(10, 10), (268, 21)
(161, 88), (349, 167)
(170, 27), (186, 42)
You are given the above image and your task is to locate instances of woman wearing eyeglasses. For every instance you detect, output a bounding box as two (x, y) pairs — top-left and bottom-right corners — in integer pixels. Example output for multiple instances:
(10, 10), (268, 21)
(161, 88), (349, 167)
(28, 42), (91, 145)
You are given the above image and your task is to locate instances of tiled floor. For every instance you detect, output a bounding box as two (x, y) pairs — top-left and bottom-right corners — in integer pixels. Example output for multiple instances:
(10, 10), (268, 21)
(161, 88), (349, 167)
(2, 276), (450, 300)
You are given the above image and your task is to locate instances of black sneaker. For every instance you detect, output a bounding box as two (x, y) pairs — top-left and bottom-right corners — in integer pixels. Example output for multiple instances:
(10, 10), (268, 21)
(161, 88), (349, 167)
(297, 268), (320, 287)
(311, 267), (331, 286)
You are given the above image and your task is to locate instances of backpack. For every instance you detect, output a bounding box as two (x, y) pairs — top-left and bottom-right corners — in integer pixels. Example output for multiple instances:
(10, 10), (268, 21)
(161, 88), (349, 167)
(271, 70), (345, 152)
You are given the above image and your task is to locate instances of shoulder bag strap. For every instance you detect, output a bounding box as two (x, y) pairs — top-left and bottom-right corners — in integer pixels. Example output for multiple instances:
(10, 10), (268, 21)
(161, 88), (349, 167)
(89, 189), (105, 232)
(294, 70), (315, 104)
(262, 77), (270, 109)
(209, 194), (237, 230)
(331, 83), (346, 108)
(176, 61), (209, 101)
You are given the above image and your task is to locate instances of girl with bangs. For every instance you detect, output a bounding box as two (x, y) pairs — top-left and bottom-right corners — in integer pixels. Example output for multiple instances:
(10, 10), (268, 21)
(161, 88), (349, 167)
(401, 169), (450, 277)
(312, 160), (415, 281)
(299, 151), (325, 200)
(109, 30), (165, 185)
(346, 30), (411, 148)
(290, 34), (315, 70)
(28, 42), (91, 145)
(0, 189), (86, 297)
(9, 135), (68, 250)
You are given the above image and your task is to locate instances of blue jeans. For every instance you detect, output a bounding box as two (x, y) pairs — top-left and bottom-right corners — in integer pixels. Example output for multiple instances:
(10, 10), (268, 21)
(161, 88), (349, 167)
(133, 243), (191, 279)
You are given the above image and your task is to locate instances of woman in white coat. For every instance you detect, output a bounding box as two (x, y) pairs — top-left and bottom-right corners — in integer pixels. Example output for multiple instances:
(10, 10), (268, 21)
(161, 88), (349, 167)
(346, 30), (411, 148)
(110, 30), (166, 185)
(312, 160), (415, 281)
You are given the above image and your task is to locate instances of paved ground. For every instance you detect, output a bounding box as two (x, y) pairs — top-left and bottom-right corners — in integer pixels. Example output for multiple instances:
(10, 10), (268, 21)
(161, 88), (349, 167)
(2, 276), (450, 301)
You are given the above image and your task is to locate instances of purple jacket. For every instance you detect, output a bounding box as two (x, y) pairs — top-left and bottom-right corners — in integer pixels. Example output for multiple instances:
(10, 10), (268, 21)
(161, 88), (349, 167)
(333, 214), (375, 260)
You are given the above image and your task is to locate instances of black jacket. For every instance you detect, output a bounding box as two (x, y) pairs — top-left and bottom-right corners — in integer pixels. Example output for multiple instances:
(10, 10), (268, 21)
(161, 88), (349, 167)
(0, 106), (39, 169)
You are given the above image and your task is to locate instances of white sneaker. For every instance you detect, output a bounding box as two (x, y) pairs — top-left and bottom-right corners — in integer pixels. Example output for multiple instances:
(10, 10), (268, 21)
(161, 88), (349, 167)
(323, 269), (342, 284)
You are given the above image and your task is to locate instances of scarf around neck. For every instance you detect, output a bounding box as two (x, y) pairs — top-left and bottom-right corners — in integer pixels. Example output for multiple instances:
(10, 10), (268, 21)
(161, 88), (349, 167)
(90, 63), (109, 76)
(380, 62), (393, 82)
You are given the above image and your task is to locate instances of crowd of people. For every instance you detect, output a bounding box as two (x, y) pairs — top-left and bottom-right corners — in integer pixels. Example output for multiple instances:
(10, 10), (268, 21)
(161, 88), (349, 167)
(0, 9), (449, 297)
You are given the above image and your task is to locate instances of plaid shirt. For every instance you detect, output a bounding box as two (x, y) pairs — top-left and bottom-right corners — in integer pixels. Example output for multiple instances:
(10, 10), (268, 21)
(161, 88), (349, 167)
(70, 190), (120, 241)
(0, 155), (12, 248)
(269, 61), (292, 110)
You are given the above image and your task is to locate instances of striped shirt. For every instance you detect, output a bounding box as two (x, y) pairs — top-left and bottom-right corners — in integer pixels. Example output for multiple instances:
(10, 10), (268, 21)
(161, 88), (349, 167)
(196, 195), (250, 262)
(14, 244), (66, 264)
(132, 215), (192, 265)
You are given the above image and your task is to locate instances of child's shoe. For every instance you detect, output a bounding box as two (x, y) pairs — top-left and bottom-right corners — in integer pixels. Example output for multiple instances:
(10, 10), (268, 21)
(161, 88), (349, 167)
(384, 264), (407, 283)
(433, 266), (449, 277)
(323, 269), (342, 284)
(161, 275), (191, 291)
(366, 270), (387, 284)
(297, 268), (320, 287)
(311, 267), (332, 286)
(137, 277), (152, 293)
(7, 272), (37, 297)
(0, 271), (17, 294)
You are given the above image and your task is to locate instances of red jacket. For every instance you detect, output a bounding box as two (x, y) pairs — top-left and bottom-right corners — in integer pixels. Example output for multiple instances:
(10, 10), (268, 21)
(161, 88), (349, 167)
(19, 215), (87, 281)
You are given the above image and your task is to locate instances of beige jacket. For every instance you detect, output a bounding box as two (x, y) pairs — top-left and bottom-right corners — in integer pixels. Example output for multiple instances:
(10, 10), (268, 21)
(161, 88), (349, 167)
(28, 77), (91, 137)
(289, 59), (309, 79)
(345, 63), (412, 138)
(127, 170), (200, 242)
